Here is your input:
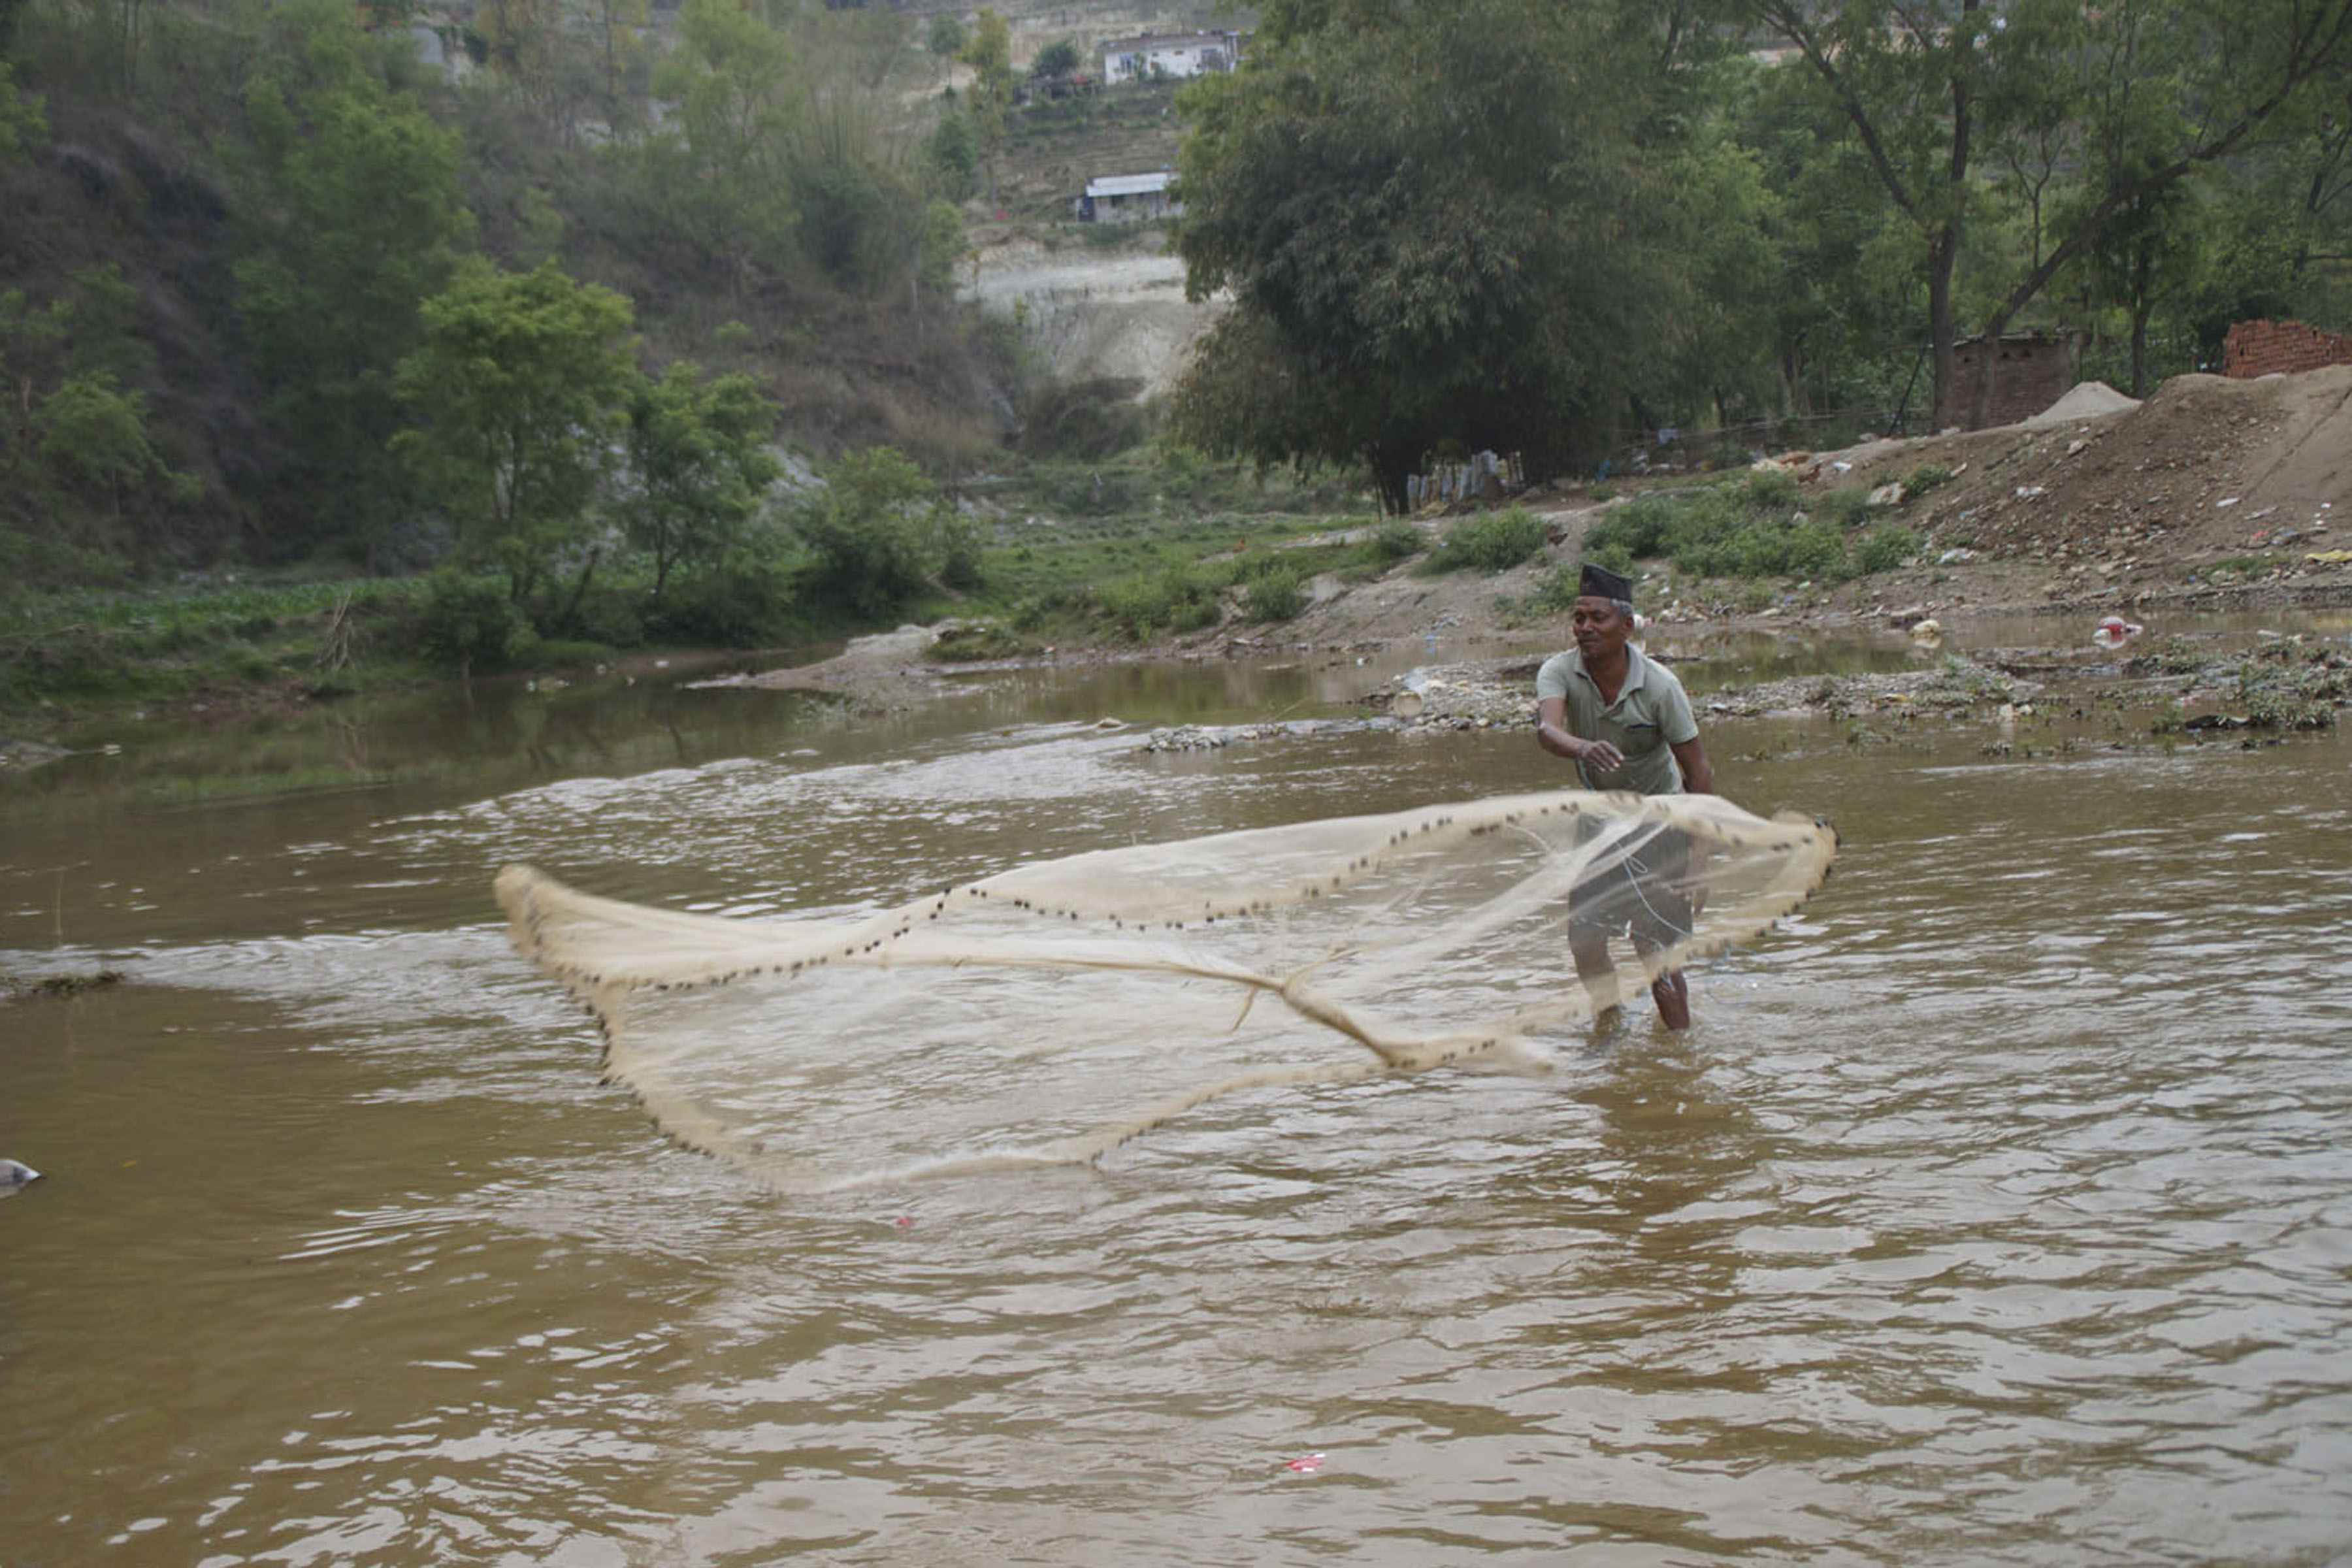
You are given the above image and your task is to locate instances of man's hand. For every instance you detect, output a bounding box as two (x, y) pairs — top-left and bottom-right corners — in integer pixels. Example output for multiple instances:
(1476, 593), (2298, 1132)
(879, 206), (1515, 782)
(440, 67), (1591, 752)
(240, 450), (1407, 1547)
(1576, 737), (1624, 774)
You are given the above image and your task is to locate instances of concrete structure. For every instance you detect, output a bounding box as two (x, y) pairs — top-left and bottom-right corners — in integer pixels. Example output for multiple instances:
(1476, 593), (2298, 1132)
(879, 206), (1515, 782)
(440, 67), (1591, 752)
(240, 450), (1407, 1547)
(1076, 171), (1179, 223)
(2223, 318), (2352, 378)
(1100, 30), (1241, 85)
(1952, 330), (2079, 429)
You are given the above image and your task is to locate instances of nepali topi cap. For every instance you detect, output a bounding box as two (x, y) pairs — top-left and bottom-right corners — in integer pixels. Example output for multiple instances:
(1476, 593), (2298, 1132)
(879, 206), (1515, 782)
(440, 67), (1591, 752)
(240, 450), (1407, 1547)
(1577, 561), (1634, 604)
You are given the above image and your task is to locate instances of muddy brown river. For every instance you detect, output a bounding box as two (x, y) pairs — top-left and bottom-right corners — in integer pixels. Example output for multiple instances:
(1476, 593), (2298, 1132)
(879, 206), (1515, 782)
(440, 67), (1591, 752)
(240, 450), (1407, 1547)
(4, 630), (2350, 1566)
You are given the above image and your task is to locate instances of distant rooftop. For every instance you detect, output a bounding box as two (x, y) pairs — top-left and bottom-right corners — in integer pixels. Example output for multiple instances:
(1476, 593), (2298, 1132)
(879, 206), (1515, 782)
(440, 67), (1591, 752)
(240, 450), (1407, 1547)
(1098, 30), (1237, 51)
(1085, 172), (1175, 199)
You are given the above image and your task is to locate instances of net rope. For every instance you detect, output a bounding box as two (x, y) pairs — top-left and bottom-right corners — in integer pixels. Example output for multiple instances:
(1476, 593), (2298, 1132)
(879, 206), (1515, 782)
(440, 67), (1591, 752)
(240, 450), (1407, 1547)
(497, 789), (1836, 1191)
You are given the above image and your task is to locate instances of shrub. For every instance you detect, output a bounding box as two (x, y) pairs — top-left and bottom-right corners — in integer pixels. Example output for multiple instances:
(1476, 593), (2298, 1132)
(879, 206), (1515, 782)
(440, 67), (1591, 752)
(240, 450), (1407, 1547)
(560, 588), (647, 650)
(1678, 517), (1848, 581)
(1520, 563), (1580, 615)
(1816, 486), (1875, 529)
(938, 510), (987, 591)
(416, 571), (533, 674)
(1232, 547), (1303, 583)
(645, 550), (800, 645)
(1241, 569), (1305, 622)
(1581, 478), (1869, 583)
(1010, 585), (1087, 634)
(1584, 493), (1681, 561)
(1853, 525), (1919, 575)
(1030, 37), (1083, 76)
(796, 448), (936, 615)
(1424, 508), (1546, 573)
(1739, 468), (1800, 512)
(1095, 566), (1221, 641)
(1901, 463), (1956, 501)
(531, 638), (616, 666)
(2240, 662), (2338, 729)
(1365, 519), (1423, 563)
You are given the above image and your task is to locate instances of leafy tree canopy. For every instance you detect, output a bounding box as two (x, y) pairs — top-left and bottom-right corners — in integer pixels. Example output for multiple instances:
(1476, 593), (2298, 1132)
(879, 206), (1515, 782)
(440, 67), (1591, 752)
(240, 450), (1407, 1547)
(1031, 37), (1082, 79)
(795, 444), (943, 615)
(1172, 0), (1695, 509)
(619, 360), (783, 598)
(233, 0), (472, 563)
(1742, 0), (2352, 425)
(393, 260), (638, 603)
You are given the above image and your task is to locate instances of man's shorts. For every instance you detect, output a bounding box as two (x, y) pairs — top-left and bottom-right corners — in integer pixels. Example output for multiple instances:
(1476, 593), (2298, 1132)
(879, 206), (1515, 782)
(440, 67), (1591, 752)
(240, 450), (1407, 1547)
(1567, 822), (1694, 949)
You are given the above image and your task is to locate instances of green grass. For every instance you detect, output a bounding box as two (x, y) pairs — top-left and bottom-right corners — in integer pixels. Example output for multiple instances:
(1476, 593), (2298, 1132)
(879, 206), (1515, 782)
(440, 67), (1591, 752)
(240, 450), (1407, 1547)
(1901, 463), (1957, 501)
(1581, 470), (1909, 585)
(2200, 553), (2281, 581)
(1, 578), (434, 711)
(1, 482), (1408, 727)
(2239, 641), (2349, 729)
(1420, 508), (1547, 574)
(980, 448), (1365, 521)
(923, 508), (1408, 644)
(7, 576), (426, 636)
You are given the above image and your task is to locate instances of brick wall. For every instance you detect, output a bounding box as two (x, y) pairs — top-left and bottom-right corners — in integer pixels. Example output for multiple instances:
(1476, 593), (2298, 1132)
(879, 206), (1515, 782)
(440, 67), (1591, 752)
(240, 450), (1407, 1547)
(2223, 318), (2352, 378)
(1951, 333), (2076, 428)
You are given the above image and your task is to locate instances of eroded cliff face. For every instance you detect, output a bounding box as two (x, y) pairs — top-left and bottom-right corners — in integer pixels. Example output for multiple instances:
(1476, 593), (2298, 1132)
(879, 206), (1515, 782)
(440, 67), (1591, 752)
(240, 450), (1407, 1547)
(962, 229), (1220, 399)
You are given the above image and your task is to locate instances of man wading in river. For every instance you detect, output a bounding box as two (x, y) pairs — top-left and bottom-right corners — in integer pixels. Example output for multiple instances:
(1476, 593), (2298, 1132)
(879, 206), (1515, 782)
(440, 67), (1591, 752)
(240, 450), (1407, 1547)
(1534, 563), (1716, 1030)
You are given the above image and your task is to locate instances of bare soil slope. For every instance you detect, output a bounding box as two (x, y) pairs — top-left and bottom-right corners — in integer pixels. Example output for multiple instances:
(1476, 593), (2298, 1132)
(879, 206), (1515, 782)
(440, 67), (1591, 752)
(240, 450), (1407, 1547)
(1263, 366), (2352, 657)
(1805, 366), (2351, 609)
(963, 232), (1213, 397)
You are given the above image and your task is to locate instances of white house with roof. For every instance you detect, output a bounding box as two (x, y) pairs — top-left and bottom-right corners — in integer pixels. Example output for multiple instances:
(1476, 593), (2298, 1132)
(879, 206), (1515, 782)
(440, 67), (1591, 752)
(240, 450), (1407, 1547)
(1098, 31), (1241, 86)
(1075, 171), (1180, 223)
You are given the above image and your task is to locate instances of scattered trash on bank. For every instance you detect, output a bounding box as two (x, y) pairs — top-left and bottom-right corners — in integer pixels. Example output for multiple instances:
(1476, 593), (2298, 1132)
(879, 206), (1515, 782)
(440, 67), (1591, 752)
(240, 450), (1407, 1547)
(2091, 616), (2146, 650)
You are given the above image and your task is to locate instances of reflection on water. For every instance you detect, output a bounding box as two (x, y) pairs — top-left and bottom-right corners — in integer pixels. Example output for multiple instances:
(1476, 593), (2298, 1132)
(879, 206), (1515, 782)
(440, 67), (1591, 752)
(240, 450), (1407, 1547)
(3, 652), (2350, 1567)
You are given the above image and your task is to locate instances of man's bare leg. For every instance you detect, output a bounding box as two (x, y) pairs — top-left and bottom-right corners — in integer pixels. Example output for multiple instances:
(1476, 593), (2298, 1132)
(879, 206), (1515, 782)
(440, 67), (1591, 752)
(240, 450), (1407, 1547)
(1628, 934), (1691, 1030)
(1648, 969), (1690, 1030)
(1570, 930), (1623, 1028)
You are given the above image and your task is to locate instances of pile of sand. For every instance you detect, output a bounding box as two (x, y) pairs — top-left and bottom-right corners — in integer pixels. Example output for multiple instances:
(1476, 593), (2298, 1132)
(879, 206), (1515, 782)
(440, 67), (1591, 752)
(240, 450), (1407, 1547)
(2024, 380), (2141, 425)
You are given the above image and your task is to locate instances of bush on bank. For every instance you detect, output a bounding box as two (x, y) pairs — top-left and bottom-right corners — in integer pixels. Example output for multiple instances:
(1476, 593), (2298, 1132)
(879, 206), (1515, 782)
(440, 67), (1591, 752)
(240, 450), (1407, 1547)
(1582, 472), (1914, 584)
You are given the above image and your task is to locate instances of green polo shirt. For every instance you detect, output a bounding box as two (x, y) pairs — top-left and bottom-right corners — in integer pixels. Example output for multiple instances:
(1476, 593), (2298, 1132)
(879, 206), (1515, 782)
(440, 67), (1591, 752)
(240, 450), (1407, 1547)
(1535, 643), (1699, 794)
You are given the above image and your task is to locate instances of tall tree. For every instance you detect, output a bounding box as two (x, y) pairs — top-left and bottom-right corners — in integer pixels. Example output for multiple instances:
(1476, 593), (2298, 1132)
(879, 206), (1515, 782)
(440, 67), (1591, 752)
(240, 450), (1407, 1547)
(2066, 152), (2199, 394)
(234, 7), (472, 565)
(959, 8), (1012, 205)
(1, 267), (193, 576)
(393, 261), (638, 604)
(582, 0), (652, 127)
(1729, 55), (1923, 423)
(618, 361), (781, 598)
(1172, 0), (1701, 508)
(1746, 0), (2352, 427)
(1961, 0), (2352, 420)
(0, 58), (38, 153)
(1739, 0), (1996, 430)
(638, 0), (808, 299)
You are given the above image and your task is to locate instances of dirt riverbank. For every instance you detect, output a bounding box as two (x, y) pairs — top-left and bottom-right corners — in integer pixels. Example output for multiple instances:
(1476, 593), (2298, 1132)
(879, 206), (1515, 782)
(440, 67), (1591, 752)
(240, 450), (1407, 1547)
(728, 367), (2352, 740)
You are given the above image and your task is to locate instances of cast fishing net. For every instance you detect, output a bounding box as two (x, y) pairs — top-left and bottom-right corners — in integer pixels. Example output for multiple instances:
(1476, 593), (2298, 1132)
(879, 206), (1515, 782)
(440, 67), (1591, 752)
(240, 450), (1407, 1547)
(497, 789), (1835, 1191)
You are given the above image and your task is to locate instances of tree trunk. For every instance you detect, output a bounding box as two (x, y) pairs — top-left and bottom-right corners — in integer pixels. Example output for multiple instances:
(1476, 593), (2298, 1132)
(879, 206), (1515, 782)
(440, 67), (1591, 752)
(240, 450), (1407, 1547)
(560, 542), (603, 629)
(1367, 438), (1414, 517)
(2129, 243), (2153, 397)
(1928, 227), (1961, 431)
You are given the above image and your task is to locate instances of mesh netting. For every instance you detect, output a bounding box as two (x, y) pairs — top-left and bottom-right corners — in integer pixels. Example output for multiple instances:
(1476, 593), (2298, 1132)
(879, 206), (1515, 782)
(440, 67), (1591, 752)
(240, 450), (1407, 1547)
(497, 789), (1836, 1190)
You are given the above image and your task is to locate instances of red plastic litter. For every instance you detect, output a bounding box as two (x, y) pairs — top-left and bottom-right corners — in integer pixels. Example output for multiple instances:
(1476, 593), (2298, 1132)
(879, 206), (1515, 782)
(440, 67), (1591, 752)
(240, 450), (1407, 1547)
(1281, 1452), (1326, 1473)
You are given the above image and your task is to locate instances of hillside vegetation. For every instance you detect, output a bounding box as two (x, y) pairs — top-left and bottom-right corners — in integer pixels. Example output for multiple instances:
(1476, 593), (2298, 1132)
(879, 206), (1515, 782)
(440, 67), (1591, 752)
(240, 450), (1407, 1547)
(3, 0), (2350, 734)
